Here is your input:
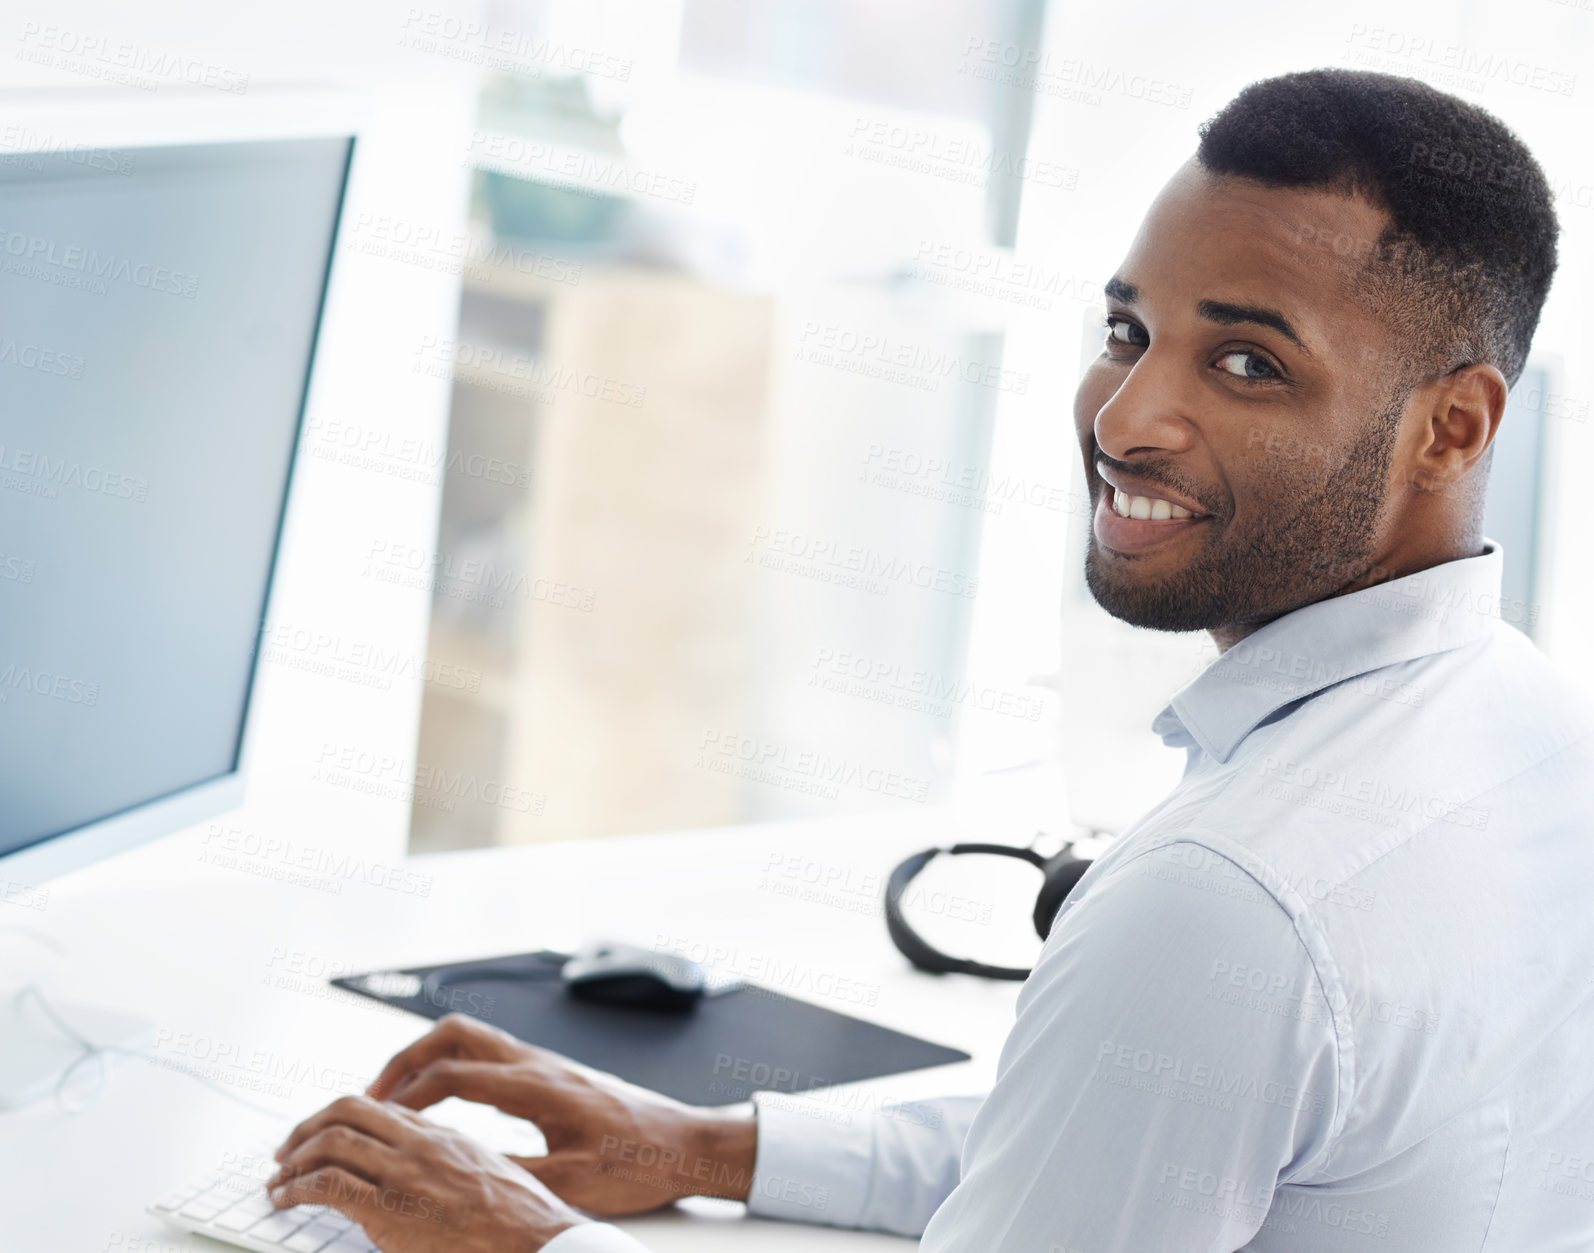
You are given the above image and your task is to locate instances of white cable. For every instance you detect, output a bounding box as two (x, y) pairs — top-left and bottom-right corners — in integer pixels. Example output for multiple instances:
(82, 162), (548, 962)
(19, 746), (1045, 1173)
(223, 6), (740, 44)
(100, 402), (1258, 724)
(13, 984), (289, 1118)
(1, 927), (291, 1121)
(13, 984), (288, 1118)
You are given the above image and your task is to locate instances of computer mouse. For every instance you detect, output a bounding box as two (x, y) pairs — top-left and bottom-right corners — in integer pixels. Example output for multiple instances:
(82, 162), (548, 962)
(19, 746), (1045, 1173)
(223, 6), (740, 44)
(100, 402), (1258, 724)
(561, 941), (706, 1013)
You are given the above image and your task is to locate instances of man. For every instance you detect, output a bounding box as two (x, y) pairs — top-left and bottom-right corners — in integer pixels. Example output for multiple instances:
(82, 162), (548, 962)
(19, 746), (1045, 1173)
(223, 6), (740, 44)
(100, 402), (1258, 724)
(266, 68), (1594, 1249)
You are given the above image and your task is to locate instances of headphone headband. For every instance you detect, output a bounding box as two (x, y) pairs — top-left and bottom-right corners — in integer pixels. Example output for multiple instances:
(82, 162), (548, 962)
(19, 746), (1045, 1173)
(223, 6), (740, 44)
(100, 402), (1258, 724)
(883, 841), (1093, 982)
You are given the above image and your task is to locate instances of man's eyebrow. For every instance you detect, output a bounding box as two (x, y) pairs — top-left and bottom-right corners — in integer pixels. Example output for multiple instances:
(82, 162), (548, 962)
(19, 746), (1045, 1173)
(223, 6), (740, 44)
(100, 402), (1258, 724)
(1105, 279), (1313, 356)
(1104, 276), (1138, 304)
(1197, 299), (1310, 354)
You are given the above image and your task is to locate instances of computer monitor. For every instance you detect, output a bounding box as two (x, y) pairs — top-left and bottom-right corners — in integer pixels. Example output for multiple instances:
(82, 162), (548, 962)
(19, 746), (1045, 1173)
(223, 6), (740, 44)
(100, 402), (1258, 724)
(0, 89), (355, 1104)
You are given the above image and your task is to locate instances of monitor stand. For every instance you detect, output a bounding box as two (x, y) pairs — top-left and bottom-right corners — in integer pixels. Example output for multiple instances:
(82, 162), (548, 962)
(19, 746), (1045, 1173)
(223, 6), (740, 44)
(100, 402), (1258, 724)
(0, 989), (154, 1109)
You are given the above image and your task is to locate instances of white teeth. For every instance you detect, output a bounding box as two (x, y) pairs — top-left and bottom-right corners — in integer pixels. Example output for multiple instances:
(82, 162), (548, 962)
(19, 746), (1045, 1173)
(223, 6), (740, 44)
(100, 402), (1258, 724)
(1109, 488), (1197, 521)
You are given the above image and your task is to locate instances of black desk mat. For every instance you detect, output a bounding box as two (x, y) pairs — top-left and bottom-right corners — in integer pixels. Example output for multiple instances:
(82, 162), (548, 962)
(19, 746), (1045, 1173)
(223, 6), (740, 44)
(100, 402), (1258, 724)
(333, 949), (970, 1106)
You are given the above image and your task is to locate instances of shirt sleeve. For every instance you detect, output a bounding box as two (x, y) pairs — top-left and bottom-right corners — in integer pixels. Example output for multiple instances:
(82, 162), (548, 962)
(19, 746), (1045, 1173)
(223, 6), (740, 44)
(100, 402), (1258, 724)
(745, 1090), (984, 1236)
(919, 838), (1344, 1252)
(541, 1222), (653, 1252)
(539, 1094), (981, 1248)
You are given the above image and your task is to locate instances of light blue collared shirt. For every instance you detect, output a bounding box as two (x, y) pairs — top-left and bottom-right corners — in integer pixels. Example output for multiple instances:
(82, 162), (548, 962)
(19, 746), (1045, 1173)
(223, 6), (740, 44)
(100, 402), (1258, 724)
(549, 539), (1594, 1251)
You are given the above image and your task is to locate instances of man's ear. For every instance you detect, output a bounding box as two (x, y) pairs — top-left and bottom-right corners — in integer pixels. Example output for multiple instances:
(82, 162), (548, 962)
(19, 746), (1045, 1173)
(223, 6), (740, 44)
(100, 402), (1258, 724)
(1404, 363), (1508, 496)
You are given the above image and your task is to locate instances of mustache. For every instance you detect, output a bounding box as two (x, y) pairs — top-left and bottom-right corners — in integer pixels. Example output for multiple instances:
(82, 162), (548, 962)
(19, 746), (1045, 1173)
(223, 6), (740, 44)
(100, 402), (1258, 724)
(1092, 451), (1218, 516)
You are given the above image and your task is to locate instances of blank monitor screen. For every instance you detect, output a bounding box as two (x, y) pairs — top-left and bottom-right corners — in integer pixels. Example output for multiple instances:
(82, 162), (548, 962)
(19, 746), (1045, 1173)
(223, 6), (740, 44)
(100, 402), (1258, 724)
(0, 136), (351, 859)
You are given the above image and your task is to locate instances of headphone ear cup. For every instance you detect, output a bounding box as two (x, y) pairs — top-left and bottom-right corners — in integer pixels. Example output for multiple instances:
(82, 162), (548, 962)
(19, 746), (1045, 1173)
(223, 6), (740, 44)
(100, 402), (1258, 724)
(1032, 854), (1092, 940)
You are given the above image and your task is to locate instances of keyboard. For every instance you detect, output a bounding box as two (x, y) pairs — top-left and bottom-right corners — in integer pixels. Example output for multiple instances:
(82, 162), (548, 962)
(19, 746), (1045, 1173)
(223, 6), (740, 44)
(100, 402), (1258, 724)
(149, 1145), (379, 1252)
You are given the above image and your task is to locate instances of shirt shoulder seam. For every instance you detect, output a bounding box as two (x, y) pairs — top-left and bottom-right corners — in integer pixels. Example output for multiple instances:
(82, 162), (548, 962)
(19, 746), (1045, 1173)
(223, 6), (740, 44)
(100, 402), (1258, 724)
(1110, 833), (1355, 1180)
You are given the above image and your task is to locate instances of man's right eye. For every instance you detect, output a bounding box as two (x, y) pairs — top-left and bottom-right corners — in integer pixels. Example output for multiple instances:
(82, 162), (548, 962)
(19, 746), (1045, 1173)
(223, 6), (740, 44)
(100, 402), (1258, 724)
(1105, 315), (1148, 348)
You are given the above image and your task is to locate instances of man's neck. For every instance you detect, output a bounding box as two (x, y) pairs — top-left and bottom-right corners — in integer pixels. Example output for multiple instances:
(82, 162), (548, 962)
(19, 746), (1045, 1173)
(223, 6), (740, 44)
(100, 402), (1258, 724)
(1207, 532), (1488, 656)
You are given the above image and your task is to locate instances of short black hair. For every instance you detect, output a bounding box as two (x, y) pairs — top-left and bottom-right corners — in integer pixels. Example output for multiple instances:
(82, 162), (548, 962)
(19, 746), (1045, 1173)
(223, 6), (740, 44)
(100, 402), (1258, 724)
(1197, 69), (1557, 389)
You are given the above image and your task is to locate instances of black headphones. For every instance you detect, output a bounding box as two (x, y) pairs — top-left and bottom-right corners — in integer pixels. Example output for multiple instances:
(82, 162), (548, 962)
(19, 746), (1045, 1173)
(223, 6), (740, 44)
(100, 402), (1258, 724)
(884, 838), (1094, 981)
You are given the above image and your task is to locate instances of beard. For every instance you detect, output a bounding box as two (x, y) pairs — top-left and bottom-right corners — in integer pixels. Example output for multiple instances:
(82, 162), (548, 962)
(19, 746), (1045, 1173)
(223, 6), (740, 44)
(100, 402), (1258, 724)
(1083, 396), (1406, 633)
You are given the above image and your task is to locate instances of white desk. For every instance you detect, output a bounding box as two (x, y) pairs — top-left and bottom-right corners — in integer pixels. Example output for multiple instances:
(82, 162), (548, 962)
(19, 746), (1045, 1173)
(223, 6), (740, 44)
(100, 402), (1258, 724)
(0, 809), (1034, 1250)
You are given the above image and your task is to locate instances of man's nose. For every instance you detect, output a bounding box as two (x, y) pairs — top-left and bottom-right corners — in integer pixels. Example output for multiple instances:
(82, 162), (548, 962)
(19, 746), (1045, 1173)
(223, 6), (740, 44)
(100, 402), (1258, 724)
(1091, 351), (1200, 462)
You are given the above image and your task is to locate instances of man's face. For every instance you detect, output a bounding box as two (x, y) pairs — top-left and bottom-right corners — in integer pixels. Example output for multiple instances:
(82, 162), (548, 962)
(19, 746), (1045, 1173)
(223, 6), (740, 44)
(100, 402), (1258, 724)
(1075, 159), (1418, 634)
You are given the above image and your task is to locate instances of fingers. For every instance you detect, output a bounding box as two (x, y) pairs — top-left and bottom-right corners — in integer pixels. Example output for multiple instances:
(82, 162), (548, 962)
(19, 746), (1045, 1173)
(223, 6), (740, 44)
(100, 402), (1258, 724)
(274, 1092), (423, 1164)
(367, 1013), (524, 1101)
(270, 1123), (398, 1195)
(269, 1165), (381, 1221)
(387, 1057), (555, 1113)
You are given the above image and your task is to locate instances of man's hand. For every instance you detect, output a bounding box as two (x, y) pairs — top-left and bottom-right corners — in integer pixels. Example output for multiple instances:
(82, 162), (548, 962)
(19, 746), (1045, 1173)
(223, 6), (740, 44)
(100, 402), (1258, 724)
(355, 1013), (758, 1214)
(266, 1094), (584, 1252)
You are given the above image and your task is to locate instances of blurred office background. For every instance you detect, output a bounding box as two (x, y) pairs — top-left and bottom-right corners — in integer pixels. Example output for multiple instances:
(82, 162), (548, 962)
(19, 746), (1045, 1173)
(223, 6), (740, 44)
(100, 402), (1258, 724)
(9, 0), (1591, 868)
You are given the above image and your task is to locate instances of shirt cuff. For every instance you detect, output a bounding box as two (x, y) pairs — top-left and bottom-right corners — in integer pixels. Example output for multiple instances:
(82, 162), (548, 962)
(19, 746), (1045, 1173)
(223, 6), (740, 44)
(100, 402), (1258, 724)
(745, 1091), (875, 1227)
(541, 1221), (653, 1252)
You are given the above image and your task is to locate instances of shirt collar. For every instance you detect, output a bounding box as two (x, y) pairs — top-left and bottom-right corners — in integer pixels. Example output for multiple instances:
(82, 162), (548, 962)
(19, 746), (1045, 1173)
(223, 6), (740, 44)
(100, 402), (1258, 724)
(1151, 540), (1508, 763)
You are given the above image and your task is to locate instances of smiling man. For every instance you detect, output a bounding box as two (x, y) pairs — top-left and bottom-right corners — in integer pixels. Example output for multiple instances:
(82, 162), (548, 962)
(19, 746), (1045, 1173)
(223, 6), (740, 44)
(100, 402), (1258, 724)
(267, 69), (1594, 1251)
